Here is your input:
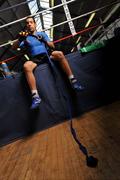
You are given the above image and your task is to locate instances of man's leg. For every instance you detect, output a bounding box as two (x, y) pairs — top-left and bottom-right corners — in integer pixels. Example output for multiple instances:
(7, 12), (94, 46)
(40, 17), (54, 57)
(50, 51), (84, 91)
(23, 61), (41, 109)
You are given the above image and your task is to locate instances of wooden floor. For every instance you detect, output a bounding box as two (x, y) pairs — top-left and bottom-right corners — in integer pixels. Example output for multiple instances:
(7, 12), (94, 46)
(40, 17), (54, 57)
(0, 101), (120, 180)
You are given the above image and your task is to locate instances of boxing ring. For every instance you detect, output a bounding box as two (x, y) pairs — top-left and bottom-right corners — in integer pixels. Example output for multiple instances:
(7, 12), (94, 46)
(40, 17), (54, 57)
(0, 0), (120, 167)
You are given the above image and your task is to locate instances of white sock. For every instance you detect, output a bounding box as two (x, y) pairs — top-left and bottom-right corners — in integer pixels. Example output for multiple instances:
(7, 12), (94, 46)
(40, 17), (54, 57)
(68, 74), (74, 80)
(69, 75), (77, 83)
(31, 90), (39, 98)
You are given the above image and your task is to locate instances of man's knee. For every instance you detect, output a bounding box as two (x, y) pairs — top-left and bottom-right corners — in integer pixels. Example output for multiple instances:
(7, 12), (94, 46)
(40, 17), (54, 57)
(51, 51), (65, 60)
(23, 61), (37, 72)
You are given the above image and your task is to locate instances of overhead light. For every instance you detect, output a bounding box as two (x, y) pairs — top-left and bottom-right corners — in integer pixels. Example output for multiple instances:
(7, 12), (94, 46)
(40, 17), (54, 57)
(51, 0), (54, 7)
(24, 54), (30, 60)
(75, 36), (81, 45)
(85, 12), (95, 28)
(17, 48), (21, 51)
(8, 40), (13, 45)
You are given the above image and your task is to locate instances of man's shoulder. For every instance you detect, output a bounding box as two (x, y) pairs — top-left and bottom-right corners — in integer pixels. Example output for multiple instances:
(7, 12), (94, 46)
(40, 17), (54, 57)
(36, 31), (46, 35)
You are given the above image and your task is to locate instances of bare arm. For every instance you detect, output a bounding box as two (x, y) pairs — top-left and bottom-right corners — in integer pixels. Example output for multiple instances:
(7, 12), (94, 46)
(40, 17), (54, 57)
(46, 41), (55, 50)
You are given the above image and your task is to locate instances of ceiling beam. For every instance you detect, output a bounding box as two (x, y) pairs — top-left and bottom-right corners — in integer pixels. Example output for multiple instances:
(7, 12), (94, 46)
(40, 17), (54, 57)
(7, 0), (25, 30)
(85, 3), (120, 45)
(0, 0), (34, 13)
(0, 0), (5, 7)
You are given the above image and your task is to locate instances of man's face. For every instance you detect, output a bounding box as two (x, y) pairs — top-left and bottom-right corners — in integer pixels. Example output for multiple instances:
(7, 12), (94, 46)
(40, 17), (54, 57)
(26, 18), (36, 32)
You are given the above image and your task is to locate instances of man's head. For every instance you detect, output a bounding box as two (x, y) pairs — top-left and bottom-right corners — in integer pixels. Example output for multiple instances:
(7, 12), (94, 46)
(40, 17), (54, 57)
(25, 17), (36, 33)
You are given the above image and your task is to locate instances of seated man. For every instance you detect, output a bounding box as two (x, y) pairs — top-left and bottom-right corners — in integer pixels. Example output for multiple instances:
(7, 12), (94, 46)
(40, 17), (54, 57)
(12, 17), (84, 109)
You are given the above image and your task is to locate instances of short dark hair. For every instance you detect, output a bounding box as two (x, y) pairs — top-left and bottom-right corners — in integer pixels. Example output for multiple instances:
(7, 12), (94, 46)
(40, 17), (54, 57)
(26, 16), (36, 23)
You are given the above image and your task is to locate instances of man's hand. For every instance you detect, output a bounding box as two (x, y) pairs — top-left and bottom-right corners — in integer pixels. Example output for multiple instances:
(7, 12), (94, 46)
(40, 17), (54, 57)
(18, 31), (29, 42)
(12, 31), (29, 50)
(47, 41), (55, 50)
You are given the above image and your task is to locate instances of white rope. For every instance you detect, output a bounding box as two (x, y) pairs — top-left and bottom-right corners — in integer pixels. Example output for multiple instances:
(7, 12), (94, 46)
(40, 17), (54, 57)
(0, 0), (76, 29)
(0, 1), (119, 48)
